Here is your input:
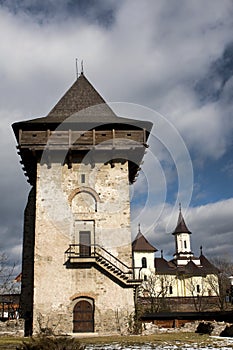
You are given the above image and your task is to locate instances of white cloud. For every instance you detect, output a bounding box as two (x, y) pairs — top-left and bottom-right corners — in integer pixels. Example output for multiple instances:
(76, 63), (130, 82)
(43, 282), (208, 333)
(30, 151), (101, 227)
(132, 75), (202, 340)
(132, 199), (233, 261)
(0, 0), (232, 264)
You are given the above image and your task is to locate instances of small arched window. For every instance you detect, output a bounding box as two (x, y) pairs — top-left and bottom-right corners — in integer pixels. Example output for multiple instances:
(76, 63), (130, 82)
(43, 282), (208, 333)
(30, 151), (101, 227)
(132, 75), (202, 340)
(141, 257), (147, 268)
(169, 285), (173, 295)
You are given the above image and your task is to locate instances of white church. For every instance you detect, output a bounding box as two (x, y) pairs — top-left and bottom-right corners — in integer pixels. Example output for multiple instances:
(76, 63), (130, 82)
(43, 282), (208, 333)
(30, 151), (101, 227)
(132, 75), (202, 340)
(132, 207), (219, 300)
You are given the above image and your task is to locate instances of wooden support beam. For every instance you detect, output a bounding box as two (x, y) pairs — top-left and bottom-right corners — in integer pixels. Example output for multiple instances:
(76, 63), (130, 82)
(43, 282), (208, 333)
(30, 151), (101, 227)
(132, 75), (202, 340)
(112, 128), (115, 148)
(19, 129), (22, 146)
(68, 129), (71, 148)
(143, 128), (146, 144)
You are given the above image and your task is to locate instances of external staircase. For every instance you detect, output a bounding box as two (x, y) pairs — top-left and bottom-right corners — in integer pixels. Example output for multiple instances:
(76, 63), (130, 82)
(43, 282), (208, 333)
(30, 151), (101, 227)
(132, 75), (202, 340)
(65, 244), (141, 288)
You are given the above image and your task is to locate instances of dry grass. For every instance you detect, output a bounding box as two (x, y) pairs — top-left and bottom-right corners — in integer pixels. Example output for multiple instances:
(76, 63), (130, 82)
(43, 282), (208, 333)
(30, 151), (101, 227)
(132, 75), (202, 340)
(0, 333), (232, 349)
(78, 332), (231, 347)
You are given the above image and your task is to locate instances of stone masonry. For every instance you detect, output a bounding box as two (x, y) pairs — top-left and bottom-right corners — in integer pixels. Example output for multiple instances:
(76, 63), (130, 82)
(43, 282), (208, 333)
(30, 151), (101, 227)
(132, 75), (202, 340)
(32, 160), (134, 334)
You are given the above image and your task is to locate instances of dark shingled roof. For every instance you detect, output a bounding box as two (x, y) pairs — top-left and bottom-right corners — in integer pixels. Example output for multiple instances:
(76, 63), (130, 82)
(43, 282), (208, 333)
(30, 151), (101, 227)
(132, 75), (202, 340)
(154, 257), (176, 273)
(12, 73), (153, 134)
(155, 254), (219, 276)
(132, 229), (158, 252)
(46, 73), (115, 121)
(172, 209), (191, 235)
(200, 254), (220, 274)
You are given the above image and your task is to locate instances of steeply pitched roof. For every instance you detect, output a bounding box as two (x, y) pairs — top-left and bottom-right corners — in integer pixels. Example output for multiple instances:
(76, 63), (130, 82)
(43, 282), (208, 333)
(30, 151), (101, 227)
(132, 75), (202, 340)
(172, 208), (191, 235)
(154, 257), (176, 273)
(46, 73), (115, 121)
(12, 73), (153, 133)
(200, 254), (219, 274)
(132, 226), (158, 252)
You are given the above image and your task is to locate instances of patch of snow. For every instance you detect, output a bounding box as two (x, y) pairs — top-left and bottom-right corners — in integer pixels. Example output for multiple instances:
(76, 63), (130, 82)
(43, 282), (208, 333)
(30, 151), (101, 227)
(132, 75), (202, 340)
(86, 344), (233, 350)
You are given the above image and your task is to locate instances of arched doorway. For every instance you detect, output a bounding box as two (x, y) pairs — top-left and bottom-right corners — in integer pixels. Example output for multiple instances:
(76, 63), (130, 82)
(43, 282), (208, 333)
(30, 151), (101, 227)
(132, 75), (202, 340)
(73, 299), (94, 333)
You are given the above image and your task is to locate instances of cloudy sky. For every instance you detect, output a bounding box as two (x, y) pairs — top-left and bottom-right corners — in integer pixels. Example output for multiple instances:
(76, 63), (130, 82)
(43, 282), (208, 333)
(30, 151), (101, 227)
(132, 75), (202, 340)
(1, 0), (233, 274)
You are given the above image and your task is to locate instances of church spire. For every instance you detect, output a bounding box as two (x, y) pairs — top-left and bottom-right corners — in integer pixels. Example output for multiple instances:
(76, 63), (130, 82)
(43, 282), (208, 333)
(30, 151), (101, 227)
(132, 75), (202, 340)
(172, 206), (193, 264)
(172, 204), (191, 235)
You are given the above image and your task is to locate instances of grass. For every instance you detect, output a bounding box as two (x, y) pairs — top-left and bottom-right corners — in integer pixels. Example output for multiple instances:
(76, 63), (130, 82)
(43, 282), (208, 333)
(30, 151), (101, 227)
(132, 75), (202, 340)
(75, 332), (233, 348)
(0, 333), (232, 349)
(0, 337), (24, 350)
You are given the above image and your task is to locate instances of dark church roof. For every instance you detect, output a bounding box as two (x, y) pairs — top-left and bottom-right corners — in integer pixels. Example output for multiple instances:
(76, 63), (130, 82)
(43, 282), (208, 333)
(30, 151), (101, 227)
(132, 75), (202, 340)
(155, 254), (219, 276)
(13, 73), (152, 134)
(199, 254), (219, 274)
(154, 257), (176, 273)
(172, 208), (191, 235)
(132, 226), (158, 252)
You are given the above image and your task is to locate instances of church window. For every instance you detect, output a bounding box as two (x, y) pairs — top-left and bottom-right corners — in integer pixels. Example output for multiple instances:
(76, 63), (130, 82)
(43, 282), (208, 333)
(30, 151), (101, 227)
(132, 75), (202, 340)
(197, 284), (200, 293)
(169, 285), (173, 295)
(184, 240), (187, 249)
(141, 257), (147, 268)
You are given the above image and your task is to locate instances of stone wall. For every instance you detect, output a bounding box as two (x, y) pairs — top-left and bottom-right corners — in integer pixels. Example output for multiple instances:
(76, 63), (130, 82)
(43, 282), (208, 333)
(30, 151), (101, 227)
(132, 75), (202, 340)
(21, 186), (36, 336)
(141, 320), (231, 336)
(31, 160), (134, 335)
(0, 319), (24, 337)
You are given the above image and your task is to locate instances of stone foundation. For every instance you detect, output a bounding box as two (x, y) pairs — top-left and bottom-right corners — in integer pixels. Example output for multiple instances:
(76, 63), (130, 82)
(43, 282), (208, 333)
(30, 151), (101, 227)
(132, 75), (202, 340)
(0, 319), (24, 337)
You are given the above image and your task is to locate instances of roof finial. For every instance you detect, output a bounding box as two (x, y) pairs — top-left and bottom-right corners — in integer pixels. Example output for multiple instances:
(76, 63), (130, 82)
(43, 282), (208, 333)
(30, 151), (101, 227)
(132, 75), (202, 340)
(138, 223), (141, 233)
(179, 202), (181, 213)
(200, 245), (203, 255)
(81, 60), (84, 75)
(75, 58), (78, 79)
(161, 249), (163, 258)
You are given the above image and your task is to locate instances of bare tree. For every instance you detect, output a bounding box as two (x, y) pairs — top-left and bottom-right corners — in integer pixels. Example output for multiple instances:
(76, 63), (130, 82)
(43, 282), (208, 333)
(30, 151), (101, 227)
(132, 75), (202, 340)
(140, 271), (174, 312)
(185, 275), (209, 312)
(0, 253), (20, 294)
(0, 253), (21, 319)
(207, 257), (233, 311)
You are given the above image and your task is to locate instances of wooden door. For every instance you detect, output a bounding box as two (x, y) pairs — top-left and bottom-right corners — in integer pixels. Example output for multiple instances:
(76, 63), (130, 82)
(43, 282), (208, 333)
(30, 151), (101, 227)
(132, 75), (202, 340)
(79, 231), (91, 257)
(73, 300), (94, 332)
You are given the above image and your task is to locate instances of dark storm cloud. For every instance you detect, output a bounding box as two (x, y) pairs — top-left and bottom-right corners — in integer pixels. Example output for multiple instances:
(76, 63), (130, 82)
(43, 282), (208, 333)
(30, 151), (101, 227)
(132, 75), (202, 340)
(195, 42), (233, 103)
(0, 121), (29, 271)
(0, 0), (120, 27)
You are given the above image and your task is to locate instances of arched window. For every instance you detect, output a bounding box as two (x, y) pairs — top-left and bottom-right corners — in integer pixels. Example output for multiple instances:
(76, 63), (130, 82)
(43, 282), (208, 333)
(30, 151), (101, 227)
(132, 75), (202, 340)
(141, 257), (147, 268)
(69, 187), (100, 213)
(169, 285), (173, 295)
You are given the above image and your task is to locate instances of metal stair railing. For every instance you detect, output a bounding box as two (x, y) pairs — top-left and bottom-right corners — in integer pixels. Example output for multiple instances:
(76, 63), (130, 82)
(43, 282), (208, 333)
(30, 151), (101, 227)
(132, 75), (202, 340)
(65, 244), (133, 280)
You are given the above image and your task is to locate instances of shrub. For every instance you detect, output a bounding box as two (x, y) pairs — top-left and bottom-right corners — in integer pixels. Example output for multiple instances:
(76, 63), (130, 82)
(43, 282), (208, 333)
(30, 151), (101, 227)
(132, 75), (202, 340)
(16, 336), (85, 350)
(195, 322), (214, 335)
(220, 324), (233, 337)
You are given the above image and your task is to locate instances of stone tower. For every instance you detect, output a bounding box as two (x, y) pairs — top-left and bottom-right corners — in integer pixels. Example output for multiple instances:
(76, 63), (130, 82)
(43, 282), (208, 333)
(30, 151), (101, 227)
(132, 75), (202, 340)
(12, 73), (152, 335)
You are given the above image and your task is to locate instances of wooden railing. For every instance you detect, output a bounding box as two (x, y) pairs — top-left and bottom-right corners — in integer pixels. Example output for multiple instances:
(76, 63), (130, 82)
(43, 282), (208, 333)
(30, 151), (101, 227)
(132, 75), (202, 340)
(19, 129), (146, 149)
